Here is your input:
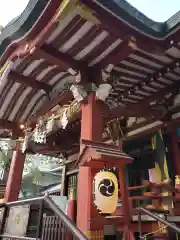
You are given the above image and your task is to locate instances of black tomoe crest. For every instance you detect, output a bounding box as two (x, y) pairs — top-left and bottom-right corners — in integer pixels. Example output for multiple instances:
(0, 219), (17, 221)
(93, 169), (118, 215)
(98, 179), (115, 197)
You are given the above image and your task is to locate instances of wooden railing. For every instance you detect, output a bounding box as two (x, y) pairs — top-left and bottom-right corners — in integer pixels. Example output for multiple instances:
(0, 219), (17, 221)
(137, 207), (180, 239)
(117, 181), (180, 217)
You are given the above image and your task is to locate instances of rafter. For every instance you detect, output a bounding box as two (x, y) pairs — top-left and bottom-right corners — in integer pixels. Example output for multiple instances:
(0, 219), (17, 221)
(134, 81), (180, 109)
(9, 70), (52, 93)
(32, 43), (81, 71)
(110, 79), (180, 119)
(99, 38), (137, 68)
(109, 56), (180, 117)
(38, 40), (136, 74)
(80, 0), (167, 53)
(112, 61), (180, 101)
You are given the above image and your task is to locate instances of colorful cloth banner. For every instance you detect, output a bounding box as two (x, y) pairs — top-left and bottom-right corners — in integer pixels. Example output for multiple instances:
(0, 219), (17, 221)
(149, 129), (169, 183)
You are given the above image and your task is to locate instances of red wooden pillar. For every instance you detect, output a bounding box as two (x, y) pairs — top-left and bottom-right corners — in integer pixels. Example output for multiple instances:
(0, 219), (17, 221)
(4, 141), (25, 202)
(77, 93), (104, 238)
(66, 189), (76, 222)
(80, 93), (104, 142)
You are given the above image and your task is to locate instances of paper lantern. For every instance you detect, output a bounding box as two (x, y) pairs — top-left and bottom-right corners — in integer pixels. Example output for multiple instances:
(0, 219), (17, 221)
(93, 169), (118, 216)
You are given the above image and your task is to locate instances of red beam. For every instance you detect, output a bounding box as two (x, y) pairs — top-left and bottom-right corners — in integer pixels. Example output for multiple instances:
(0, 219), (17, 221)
(0, 119), (18, 130)
(31, 43), (81, 71)
(9, 70), (52, 92)
(26, 90), (73, 127)
(0, 119), (23, 138)
(103, 104), (160, 120)
(41, 43), (81, 70)
(27, 142), (68, 154)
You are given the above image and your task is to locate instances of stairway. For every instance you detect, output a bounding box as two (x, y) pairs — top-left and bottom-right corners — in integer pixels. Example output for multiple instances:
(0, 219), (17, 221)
(115, 181), (180, 239)
(0, 195), (88, 240)
(106, 205), (180, 239)
(136, 207), (180, 240)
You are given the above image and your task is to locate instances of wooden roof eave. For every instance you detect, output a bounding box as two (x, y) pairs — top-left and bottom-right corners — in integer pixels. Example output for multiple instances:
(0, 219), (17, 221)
(1, 0), (180, 138)
(2, 0), (180, 71)
(0, 0), (60, 68)
(81, 0), (180, 48)
(0, 0), (166, 72)
(0, 1), (156, 130)
(16, 44), (180, 128)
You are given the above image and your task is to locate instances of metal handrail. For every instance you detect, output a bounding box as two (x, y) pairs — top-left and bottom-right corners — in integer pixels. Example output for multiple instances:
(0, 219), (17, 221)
(137, 207), (180, 238)
(0, 194), (88, 240)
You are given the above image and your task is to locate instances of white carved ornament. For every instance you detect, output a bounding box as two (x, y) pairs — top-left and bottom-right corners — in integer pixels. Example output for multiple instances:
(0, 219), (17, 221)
(61, 108), (68, 129)
(70, 84), (87, 102)
(95, 84), (112, 102)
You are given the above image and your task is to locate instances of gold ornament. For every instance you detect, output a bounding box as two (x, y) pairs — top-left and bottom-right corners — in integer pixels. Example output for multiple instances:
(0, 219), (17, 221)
(15, 214), (20, 225)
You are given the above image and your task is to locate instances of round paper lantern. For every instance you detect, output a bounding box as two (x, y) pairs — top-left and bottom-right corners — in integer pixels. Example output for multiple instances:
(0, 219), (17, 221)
(93, 169), (118, 216)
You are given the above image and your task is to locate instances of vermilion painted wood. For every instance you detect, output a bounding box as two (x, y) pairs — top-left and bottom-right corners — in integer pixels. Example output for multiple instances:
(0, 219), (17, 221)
(4, 141), (25, 202)
(77, 93), (105, 234)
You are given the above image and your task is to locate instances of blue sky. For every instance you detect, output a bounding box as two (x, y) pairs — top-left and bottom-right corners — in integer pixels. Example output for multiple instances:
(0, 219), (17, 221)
(0, 0), (180, 27)
(127, 0), (180, 22)
(0, 0), (29, 27)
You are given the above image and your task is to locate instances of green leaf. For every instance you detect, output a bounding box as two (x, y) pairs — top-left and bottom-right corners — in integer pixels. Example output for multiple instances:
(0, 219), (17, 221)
(30, 167), (43, 184)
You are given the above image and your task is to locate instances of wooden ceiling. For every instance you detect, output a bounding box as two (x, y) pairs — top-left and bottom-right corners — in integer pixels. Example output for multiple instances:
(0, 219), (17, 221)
(1, 0), (180, 139)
